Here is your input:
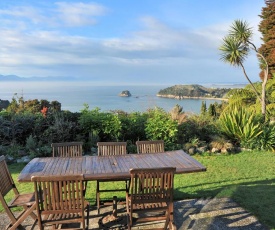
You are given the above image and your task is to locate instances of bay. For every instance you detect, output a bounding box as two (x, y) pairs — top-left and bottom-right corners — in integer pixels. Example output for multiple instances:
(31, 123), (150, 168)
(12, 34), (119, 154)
(0, 81), (242, 114)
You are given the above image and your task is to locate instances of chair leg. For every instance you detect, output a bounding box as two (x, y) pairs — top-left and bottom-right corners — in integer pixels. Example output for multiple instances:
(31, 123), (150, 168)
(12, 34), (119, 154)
(83, 181), (88, 196)
(9, 203), (36, 230)
(96, 181), (100, 214)
(127, 213), (131, 230)
(126, 197), (131, 230)
(165, 203), (175, 230)
(86, 204), (90, 230)
(22, 204), (37, 220)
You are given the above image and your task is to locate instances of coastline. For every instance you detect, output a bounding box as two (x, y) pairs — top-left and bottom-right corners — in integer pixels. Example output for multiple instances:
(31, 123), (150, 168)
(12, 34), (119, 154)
(157, 94), (228, 101)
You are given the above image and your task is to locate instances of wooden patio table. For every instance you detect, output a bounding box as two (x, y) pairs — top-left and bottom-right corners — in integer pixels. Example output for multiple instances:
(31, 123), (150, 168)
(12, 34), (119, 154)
(18, 150), (206, 182)
(18, 150), (206, 228)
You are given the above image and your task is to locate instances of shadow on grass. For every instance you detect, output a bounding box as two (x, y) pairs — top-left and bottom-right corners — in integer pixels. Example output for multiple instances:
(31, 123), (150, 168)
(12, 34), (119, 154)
(174, 178), (275, 229)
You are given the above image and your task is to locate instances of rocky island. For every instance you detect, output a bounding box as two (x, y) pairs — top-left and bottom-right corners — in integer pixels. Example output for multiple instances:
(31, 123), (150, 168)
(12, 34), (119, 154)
(157, 84), (230, 100)
(119, 90), (131, 97)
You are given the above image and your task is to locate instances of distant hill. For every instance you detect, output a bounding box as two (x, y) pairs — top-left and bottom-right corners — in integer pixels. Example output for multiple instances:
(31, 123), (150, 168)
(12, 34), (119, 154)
(157, 84), (231, 100)
(0, 74), (79, 81)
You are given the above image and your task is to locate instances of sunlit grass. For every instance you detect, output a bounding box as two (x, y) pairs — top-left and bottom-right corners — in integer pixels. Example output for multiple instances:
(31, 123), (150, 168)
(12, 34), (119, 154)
(3, 151), (275, 229)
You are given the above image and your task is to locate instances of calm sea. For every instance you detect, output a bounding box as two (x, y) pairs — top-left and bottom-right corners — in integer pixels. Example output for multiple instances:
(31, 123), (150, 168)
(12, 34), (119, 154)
(0, 82), (244, 114)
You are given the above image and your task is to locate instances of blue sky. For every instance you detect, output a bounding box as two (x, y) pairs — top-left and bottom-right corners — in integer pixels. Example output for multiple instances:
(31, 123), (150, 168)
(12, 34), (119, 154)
(0, 0), (266, 85)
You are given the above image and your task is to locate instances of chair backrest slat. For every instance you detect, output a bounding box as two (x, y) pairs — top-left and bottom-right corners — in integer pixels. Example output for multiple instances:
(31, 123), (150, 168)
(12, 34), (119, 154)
(136, 140), (165, 154)
(129, 167), (175, 203)
(51, 142), (83, 157)
(0, 155), (17, 197)
(32, 175), (85, 215)
(97, 142), (127, 156)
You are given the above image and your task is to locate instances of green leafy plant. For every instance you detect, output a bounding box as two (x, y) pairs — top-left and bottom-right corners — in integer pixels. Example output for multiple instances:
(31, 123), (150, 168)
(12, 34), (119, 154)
(145, 108), (178, 144)
(178, 114), (220, 144)
(119, 112), (147, 143)
(79, 107), (122, 141)
(255, 124), (275, 151)
(219, 106), (263, 148)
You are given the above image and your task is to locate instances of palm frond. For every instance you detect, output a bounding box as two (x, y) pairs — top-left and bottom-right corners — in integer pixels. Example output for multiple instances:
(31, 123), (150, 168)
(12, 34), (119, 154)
(229, 20), (253, 44)
(219, 36), (249, 66)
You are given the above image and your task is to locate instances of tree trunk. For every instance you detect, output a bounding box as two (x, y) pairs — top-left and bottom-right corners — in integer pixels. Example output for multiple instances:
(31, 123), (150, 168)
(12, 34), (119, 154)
(257, 52), (269, 120)
(262, 66), (268, 120)
(240, 63), (262, 102)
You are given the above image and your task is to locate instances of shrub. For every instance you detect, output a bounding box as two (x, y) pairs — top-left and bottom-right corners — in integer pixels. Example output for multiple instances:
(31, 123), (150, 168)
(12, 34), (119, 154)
(254, 124), (275, 151)
(25, 135), (52, 158)
(219, 106), (263, 148)
(0, 113), (36, 146)
(119, 112), (147, 143)
(79, 107), (122, 142)
(178, 114), (220, 144)
(145, 108), (178, 144)
(42, 112), (77, 143)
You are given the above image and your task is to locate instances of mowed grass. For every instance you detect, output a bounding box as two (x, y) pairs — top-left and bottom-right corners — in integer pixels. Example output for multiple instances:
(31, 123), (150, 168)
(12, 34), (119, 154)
(3, 151), (275, 229)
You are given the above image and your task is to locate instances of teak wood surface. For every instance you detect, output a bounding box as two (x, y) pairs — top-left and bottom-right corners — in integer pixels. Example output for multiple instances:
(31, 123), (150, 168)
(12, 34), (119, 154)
(18, 150), (206, 182)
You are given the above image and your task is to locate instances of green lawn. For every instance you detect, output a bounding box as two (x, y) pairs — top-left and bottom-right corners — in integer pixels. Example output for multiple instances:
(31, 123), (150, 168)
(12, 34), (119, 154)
(4, 151), (275, 229)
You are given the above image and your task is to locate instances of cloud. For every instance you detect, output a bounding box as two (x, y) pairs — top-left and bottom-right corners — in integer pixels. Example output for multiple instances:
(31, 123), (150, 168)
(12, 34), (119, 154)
(0, 2), (108, 29)
(0, 2), (263, 83)
(55, 2), (108, 26)
(0, 6), (43, 23)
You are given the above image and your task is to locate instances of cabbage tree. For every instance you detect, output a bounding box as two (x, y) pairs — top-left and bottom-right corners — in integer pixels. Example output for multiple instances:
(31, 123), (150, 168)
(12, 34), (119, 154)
(219, 20), (269, 119)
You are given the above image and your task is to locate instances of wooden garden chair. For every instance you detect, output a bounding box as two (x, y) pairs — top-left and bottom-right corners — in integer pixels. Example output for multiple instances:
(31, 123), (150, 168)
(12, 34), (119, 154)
(31, 174), (90, 230)
(0, 155), (37, 230)
(96, 141), (129, 214)
(51, 141), (83, 157)
(51, 141), (87, 195)
(126, 167), (176, 230)
(136, 140), (165, 154)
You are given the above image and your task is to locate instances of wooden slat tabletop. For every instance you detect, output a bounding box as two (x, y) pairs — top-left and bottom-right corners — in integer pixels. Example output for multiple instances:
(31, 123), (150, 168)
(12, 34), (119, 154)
(18, 150), (206, 182)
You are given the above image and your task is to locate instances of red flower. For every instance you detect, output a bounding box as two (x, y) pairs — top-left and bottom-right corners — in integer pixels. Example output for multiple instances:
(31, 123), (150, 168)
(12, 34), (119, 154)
(41, 107), (48, 117)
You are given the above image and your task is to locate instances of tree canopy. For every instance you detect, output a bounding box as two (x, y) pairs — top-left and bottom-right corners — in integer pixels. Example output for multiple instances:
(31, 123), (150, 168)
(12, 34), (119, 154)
(258, 0), (275, 79)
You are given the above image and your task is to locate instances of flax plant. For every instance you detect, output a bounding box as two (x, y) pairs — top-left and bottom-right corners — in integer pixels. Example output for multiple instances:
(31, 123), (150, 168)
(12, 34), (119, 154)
(219, 106), (263, 148)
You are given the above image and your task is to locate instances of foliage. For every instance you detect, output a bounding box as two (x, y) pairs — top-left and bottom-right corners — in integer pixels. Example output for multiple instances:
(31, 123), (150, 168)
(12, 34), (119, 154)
(5, 144), (22, 158)
(2, 93), (275, 157)
(145, 108), (178, 144)
(225, 79), (275, 120)
(253, 123), (275, 151)
(183, 137), (202, 152)
(226, 88), (257, 108)
(220, 35), (249, 66)
(178, 114), (220, 144)
(119, 112), (147, 143)
(6, 94), (62, 114)
(170, 104), (187, 124)
(258, 0), (275, 78)
(79, 106), (122, 142)
(0, 113), (36, 146)
(42, 112), (80, 144)
(200, 101), (207, 115)
(207, 104), (216, 117)
(208, 101), (228, 118)
(219, 106), (263, 148)
(25, 135), (52, 158)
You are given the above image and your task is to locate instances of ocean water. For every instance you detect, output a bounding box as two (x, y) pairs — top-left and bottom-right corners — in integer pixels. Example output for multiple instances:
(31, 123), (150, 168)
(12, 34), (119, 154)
(0, 82), (243, 114)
